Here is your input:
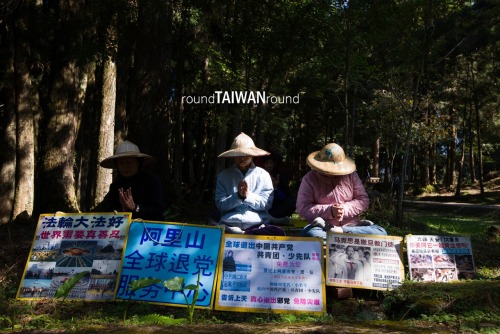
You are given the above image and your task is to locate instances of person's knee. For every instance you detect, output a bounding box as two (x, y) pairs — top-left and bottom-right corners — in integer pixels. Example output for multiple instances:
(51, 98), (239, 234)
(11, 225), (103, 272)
(301, 225), (326, 238)
(372, 225), (388, 236)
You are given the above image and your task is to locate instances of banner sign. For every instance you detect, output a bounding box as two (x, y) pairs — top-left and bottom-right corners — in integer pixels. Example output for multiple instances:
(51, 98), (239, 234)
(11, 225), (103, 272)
(17, 212), (131, 301)
(215, 235), (326, 314)
(406, 235), (475, 282)
(326, 233), (404, 290)
(115, 221), (223, 308)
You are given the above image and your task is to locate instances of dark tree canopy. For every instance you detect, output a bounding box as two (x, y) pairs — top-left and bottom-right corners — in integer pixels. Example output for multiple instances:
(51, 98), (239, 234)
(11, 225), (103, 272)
(0, 0), (498, 224)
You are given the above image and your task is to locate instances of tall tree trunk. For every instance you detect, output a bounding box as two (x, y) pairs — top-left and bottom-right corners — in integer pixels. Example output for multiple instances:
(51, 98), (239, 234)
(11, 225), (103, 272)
(94, 11), (117, 208)
(455, 132), (466, 196)
(468, 108), (475, 184)
(470, 59), (484, 195)
(429, 144), (436, 184)
(35, 0), (87, 215)
(420, 145), (429, 188)
(37, 64), (82, 214)
(371, 136), (380, 178)
(455, 73), (469, 196)
(95, 59), (117, 207)
(13, 1), (35, 222)
(0, 17), (16, 224)
(445, 106), (456, 188)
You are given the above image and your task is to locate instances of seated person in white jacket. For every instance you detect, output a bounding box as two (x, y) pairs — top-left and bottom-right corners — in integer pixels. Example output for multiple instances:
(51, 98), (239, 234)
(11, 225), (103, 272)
(215, 132), (285, 236)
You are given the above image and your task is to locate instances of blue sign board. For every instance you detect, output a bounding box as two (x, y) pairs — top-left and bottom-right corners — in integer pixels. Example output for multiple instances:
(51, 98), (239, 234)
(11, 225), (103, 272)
(116, 221), (223, 308)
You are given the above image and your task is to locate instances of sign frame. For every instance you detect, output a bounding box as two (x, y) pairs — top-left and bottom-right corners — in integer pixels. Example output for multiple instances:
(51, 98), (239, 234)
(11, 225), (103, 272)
(215, 234), (326, 314)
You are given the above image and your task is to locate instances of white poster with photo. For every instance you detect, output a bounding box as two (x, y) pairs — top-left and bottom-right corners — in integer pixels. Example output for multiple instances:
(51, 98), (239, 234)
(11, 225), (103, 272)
(215, 235), (326, 314)
(326, 233), (404, 290)
(406, 235), (475, 282)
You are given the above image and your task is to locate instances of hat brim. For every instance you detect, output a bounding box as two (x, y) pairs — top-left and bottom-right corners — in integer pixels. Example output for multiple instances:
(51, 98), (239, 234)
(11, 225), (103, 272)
(306, 151), (356, 176)
(100, 153), (156, 169)
(218, 147), (270, 158)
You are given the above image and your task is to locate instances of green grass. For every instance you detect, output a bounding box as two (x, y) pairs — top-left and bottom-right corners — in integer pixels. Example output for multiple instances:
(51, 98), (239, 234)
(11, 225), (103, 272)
(410, 213), (498, 237)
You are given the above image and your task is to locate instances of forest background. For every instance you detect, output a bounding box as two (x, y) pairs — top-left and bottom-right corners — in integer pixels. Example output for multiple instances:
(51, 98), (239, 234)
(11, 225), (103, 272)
(0, 0), (499, 226)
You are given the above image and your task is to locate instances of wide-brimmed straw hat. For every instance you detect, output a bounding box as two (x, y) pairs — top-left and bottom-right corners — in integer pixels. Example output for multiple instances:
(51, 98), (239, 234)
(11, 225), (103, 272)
(218, 132), (270, 158)
(100, 140), (155, 169)
(306, 143), (356, 176)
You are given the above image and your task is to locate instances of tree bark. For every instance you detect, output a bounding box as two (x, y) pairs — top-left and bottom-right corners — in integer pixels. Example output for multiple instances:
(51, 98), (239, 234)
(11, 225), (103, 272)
(94, 58), (116, 207)
(36, 64), (82, 214)
(34, 0), (87, 215)
(0, 18), (16, 224)
(470, 58), (484, 195)
(371, 136), (380, 178)
(13, 2), (35, 222)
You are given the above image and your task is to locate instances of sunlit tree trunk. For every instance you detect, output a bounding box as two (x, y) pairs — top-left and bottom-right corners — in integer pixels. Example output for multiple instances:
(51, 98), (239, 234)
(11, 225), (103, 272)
(455, 73), (469, 196)
(94, 13), (117, 208)
(13, 2), (35, 222)
(0, 24), (16, 224)
(95, 59), (116, 207)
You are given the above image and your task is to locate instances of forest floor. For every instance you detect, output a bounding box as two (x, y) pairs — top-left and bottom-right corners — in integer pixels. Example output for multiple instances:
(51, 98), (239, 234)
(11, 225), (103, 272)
(0, 180), (499, 334)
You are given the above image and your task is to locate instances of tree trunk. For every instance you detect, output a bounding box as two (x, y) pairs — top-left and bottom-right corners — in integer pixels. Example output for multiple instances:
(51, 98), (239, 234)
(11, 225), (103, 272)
(94, 58), (117, 207)
(371, 136), (380, 178)
(420, 145), (429, 188)
(455, 75), (469, 196)
(13, 2), (35, 222)
(0, 20), (16, 224)
(471, 60), (484, 195)
(429, 144), (436, 184)
(35, 0), (87, 215)
(445, 106), (456, 188)
(36, 64), (82, 214)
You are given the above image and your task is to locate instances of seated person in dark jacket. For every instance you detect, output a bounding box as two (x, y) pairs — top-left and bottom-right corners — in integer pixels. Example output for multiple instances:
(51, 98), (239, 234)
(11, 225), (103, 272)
(95, 140), (165, 221)
(255, 152), (296, 225)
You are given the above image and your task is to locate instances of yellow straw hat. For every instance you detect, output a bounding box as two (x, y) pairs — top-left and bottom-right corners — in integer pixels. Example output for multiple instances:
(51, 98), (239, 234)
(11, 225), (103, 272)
(100, 141), (155, 169)
(306, 143), (356, 176)
(218, 132), (270, 158)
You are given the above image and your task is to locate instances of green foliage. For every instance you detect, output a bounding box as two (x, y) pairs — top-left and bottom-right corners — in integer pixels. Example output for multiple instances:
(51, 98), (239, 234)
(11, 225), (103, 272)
(421, 184), (436, 194)
(0, 316), (12, 330)
(127, 277), (162, 293)
(54, 271), (90, 301)
(26, 314), (57, 330)
(383, 280), (500, 322)
(364, 190), (396, 228)
(124, 278), (163, 322)
(163, 270), (201, 324)
(132, 313), (186, 325)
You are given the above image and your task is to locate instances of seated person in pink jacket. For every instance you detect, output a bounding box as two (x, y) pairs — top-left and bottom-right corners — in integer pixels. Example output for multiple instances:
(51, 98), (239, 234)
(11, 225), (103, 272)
(297, 143), (387, 238)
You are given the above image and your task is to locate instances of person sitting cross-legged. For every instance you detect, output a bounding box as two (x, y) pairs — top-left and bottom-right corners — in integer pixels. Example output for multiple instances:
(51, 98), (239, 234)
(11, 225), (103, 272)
(215, 132), (285, 236)
(297, 143), (387, 238)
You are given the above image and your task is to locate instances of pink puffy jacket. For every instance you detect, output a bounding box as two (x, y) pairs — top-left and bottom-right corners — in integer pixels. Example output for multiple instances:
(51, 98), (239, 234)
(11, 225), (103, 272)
(296, 170), (369, 226)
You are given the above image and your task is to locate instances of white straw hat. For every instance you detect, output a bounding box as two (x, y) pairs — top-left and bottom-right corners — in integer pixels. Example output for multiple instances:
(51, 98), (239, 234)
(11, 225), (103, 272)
(306, 143), (356, 176)
(100, 141), (155, 169)
(218, 132), (270, 158)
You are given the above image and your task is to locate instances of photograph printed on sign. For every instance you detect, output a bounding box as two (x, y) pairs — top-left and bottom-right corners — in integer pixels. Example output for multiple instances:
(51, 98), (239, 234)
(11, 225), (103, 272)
(326, 233), (404, 290)
(328, 244), (373, 283)
(406, 235), (475, 282)
(17, 213), (131, 301)
(221, 250), (252, 292)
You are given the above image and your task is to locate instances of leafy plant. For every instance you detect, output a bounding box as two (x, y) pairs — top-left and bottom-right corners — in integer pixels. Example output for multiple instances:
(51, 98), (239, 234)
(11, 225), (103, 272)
(124, 277), (162, 323)
(137, 313), (186, 325)
(54, 271), (90, 301)
(53, 271), (90, 323)
(163, 270), (201, 324)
